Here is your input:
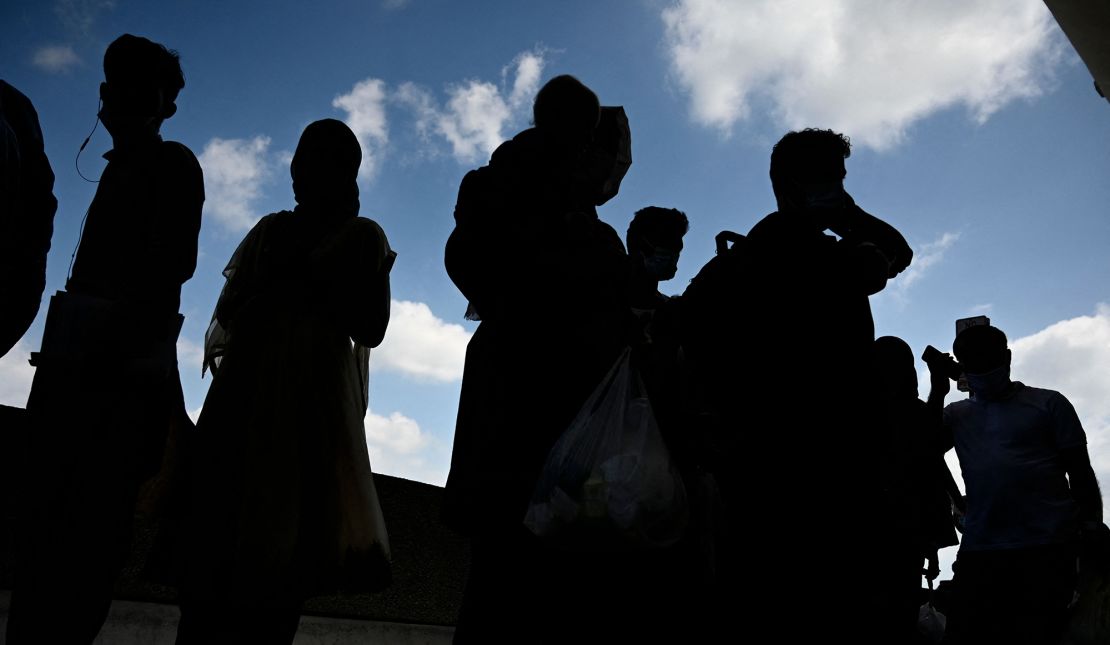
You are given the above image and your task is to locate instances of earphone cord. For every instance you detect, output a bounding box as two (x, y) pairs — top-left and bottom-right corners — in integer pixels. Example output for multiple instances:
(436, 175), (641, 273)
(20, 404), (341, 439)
(69, 99), (103, 280)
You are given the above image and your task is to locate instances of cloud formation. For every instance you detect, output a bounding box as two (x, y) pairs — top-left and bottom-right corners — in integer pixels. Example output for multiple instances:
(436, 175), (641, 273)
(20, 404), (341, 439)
(396, 50), (545, 163)
(198, 136), (273, 233)
(662, 0), (1063, 149)
(364, 408), (446, 484)
(372, 300), (471, 382)
(0, 342), (35, 408)
(32, 45), (80, 73)
(332, 78), (389, 179)
(54, 0), (115, 36)
(893, 231), (961, 296)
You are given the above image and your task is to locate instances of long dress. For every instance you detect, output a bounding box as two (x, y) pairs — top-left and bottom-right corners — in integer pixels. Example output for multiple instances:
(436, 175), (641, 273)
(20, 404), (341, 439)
(182, 209), (393, 609)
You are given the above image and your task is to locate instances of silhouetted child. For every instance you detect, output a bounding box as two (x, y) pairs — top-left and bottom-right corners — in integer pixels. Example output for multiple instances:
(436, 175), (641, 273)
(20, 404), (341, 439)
(7, 34), (203, 645)
(175, 119), (394, 645)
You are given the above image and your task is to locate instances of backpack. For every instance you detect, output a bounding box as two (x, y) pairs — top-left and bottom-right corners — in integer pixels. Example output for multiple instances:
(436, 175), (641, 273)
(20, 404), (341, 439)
(677, 230), (760, 467)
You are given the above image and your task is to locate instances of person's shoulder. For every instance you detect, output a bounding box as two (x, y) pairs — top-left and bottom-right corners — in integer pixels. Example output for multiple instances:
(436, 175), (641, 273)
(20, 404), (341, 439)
(157, 140), (203, 176)
(346, 215), (388, 241)
(1013, 383), (1073, 409)
(944, 397), (975, 417)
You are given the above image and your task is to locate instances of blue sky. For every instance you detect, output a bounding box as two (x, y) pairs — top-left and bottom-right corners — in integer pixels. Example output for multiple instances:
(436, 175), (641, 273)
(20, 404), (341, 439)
(2, 0), (1109, 579)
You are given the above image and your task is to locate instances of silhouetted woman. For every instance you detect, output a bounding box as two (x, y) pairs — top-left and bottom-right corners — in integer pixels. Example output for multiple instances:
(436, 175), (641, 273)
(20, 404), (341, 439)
(176, 119), (394, 644)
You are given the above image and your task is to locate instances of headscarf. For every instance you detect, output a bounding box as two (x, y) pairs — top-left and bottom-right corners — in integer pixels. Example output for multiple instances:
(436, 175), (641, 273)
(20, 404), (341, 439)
(291, 118), (361, 220)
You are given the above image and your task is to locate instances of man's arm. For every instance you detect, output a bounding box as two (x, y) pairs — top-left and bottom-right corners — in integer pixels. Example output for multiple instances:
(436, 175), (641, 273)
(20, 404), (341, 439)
(152, 142), (204, 290)
(1062, 445), (1103, 524)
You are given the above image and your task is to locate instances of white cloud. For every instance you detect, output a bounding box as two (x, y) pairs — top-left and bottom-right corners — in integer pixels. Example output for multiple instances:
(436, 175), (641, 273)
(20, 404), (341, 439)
(177, 336), (204, 376)
(332, 78), (389, 179)
(198, 136), (273, 233)
(372, 300), (471, 382)
(364, 408), (446, 484)
(32, 45), (80, 74)
(395, 50), (546, 163)
(662, 0), (1063, 149)
(893, 231), (961, 295)
(365, 409), (428, 455)
(54, 0), (115, 36)
(0, 341), (35, 408)
(505, 51), (545, 110)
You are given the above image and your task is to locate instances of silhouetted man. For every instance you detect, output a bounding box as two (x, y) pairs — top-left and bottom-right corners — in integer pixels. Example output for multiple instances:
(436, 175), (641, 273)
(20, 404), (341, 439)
(939, 324), (1103, 645)
(0, 80), (57, 357)
(443, 74), (633, 643)
(626, 206), (697, 466)
(694, 128), (912, 642)
(6, 34), (203, 645)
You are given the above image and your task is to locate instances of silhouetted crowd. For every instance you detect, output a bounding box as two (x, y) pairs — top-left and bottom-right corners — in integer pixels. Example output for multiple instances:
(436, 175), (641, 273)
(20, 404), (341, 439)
(1, 34), (1106, 645)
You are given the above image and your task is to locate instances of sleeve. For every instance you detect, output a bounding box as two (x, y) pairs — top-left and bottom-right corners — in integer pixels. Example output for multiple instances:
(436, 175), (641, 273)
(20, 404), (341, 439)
(152, 142), (204, 288)
(1049, 392), (1087, 450)
(939, 405), (955, 453)
(324, 217), (393, 348)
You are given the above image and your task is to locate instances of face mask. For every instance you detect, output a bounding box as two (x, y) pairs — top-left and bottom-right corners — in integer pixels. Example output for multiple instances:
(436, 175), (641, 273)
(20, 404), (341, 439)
(965, 365), (1012, 400)
(643, 249), (679, 281)
(805, 182), (847, 211)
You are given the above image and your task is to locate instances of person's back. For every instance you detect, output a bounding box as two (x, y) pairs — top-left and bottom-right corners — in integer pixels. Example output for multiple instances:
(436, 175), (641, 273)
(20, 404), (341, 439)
(0, 80), (57, 357)
(7, 34), (202, 645)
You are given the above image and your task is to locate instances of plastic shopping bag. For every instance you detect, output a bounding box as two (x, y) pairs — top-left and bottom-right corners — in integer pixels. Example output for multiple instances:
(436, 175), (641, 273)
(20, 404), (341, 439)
(523, 347), (687, 550)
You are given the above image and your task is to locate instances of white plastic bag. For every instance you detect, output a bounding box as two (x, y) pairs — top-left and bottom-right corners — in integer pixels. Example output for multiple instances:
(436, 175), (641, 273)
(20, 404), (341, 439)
(523, 348), (688, 550)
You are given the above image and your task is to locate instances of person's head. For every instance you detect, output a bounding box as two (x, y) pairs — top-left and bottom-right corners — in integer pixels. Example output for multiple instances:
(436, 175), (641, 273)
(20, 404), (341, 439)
(99, 34), (185, 140)
(953, 325), (1010, 375)
(769, 128), (851, 212)
(627, 206), (688, 282)
(872, 336), (918, 399)
(533, 75), (600, 154)
(291, 119), (362, 215)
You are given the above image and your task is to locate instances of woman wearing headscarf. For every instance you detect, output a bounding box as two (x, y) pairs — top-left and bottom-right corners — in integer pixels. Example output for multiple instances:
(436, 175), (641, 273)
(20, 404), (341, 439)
(176, 119), (394, 644)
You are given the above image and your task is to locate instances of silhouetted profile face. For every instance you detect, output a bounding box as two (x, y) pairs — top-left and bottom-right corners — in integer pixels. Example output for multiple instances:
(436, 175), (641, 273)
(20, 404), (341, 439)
(953, 325), (1010, 375)
(533, 74), (601, 157)
(627, 207), (688, 282)
(290, 118), (361, 213)
(769, 128), (851, 214)
(99, 34), (184, 142)
(872, 336), (918, 399)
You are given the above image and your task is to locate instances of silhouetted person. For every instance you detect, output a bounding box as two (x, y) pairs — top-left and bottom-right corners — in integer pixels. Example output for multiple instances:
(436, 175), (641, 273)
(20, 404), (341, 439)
(175, 119), (393, 645)
(870, 336), (960, 644)
(443, 74), (633, 643)
(627, 206), (688, 451)
(685, 128), (912, 642)
(6, 34), (202, 645)
(0, 80), (57, 357)
(939, 324), (1103, 645)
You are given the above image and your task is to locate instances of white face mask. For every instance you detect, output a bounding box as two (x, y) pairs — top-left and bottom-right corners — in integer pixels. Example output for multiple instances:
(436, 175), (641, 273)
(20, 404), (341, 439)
(965, 365), (1012, 400)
